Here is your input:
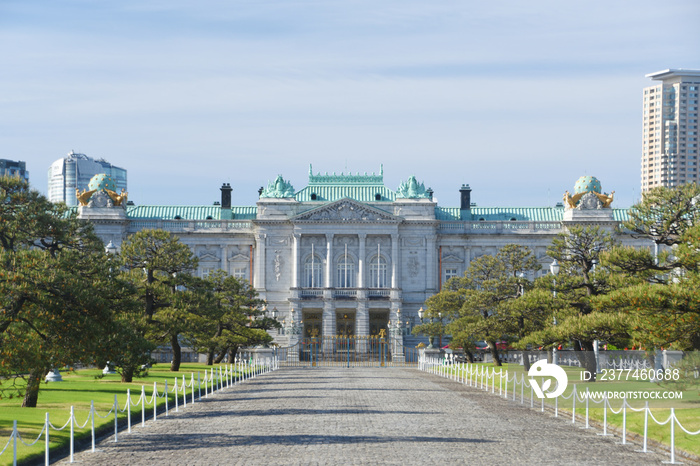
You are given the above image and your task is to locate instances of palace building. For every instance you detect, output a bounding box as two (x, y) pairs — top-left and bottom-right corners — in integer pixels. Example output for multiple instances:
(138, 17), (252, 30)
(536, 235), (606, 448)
(76, 166), (646, 349)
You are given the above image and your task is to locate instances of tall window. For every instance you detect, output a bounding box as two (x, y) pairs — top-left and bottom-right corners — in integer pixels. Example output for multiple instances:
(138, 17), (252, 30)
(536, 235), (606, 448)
(336, 255), (356, 288)
(304, 255), (323, 287)
(444, 268), (458, 282)
(232, 267), (247, 280)
(369, 255), (388, 288)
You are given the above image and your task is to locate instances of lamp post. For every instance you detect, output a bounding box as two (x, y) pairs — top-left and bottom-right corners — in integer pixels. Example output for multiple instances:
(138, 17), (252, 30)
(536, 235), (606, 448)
(418, 307), (434, 349)
(550, 259), (560, 365)
(438, 312), (443, 349)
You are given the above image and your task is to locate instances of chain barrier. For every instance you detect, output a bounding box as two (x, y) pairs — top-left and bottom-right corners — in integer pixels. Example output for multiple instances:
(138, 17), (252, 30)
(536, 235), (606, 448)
(1, 357), (277, 465)
(420, 354), (699, 464)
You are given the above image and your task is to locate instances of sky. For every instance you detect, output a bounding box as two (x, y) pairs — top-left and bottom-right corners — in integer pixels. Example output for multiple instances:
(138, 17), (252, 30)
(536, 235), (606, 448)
(2, 0), (699, 209)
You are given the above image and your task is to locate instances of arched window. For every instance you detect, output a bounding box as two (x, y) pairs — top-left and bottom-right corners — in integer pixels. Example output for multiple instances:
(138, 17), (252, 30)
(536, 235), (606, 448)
(304, 255), (323, 288)
(336, 255), (356, 288)
(369, 255), (388, 288)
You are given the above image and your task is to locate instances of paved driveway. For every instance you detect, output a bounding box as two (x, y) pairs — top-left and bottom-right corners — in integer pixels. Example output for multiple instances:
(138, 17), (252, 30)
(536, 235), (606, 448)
(63, 367), (668, 465)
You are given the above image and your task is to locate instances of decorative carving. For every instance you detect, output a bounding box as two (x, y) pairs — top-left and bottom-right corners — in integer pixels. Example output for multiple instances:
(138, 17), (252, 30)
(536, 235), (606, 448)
(274, 251), (283, 281)
(267, 236), (289, 246)
(407, 257), (420, 277)
(260, 175), (295, 198)
(576, 192), (604, 210)
(294, 199), (398, 223)
(87, 191), (113, 208)
(403, 237), (424, 247)
(396, 175), (430, 199)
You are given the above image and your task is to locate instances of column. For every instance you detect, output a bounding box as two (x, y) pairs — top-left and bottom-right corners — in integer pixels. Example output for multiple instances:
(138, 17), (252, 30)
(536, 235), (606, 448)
(390, 301), (405, 362)
(254, 233), (266, 290)
(391, 234), (399, 289)
(426, 235), (437, 291)
(322, 301), (336, 352)
(356, 301), (369, 353)
(325, 233), (334, 289)
(291, 233), (300, 288)
(358, 233), (366, 289)
(220, 245), (228, 274)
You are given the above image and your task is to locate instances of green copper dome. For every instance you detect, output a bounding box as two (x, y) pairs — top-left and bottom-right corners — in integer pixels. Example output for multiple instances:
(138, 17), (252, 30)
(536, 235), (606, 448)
(573, 176), (602, 195)
(88, 173), (117, 192)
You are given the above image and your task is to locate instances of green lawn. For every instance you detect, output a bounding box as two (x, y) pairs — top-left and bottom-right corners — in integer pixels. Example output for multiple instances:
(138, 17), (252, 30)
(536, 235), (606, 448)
(440, 363), (700, 458)
(0, 363), (247, 465)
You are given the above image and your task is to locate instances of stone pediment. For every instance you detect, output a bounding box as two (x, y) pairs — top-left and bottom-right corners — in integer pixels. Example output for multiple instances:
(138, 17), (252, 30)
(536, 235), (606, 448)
(293, 198), (401, 223)
(441, 254), (464, 263)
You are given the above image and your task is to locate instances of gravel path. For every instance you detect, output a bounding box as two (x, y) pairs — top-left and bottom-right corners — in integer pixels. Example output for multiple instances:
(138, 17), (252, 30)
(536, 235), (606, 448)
(62, 367), (670, 465)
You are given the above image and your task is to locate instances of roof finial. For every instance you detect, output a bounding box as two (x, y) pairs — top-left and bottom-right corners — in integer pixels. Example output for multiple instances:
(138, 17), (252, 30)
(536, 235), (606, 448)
(309, 164), (313, 177)
(380, 164), (383, 176)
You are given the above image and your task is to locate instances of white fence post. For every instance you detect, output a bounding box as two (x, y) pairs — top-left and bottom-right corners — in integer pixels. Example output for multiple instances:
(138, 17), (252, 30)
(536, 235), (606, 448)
(164, 380), (169, 416)
(69, 406), (74, 463)
(13, 420), (17, 466)
(141, 386), (146, 427)
(126, 389), (131, 433)
(174, 377), (179, 412)
(153, 382), (158, 421)
(182, 375), (187, 408)
(670, 408), (676, 464)
(45, 413), (49, 466)
(91, 400), (96, 452)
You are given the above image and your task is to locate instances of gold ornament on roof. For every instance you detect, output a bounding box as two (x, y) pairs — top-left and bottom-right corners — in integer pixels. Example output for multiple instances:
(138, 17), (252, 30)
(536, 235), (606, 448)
(563, 191), (584, 209)
(76, 188), (96, 206)
(593, 191), (614, 208)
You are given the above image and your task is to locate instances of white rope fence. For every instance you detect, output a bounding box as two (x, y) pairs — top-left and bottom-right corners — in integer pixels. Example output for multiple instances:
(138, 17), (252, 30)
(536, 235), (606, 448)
(419, 354), (699, 464)
(0, 356), (278, 465)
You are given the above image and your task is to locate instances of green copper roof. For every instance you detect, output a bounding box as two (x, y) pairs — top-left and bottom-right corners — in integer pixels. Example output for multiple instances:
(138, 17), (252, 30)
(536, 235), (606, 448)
(127, 206), (222, 220)
(231, 206), (257, 219)
(125, 205), (257, 220)
(435, 206), (629, 222)
(296, 165), (396, 202)
(296, 186), (396, 202)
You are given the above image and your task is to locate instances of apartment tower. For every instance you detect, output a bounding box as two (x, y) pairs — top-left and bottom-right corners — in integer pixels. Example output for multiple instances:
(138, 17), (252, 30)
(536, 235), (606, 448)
(642, 69), (700, 192)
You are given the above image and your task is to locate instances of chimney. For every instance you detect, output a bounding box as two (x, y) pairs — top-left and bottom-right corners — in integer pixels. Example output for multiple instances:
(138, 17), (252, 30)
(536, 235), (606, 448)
(459, 184), (471, 210)
(220, 183), (232, 209)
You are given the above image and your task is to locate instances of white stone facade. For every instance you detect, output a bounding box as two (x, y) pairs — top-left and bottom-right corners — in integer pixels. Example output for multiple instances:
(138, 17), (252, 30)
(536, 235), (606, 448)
(78, 171), (651, 347)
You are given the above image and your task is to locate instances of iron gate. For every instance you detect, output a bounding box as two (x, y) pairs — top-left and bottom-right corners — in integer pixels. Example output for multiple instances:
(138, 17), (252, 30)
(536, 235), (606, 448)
(275, 336), (420, 367)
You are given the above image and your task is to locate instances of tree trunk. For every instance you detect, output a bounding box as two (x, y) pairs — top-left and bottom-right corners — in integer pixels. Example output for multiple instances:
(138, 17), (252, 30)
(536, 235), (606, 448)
(522, 350), (531, 371)
(213, 347), (229, 364)
(464, 350), (475, 364)
(22, 367), (46, 408)
(229, 345), (239, 363)
(170, 334), (181, 372)
(575, 340), (597, 381)
(488, 340), (502, 366)
(121, 365), (135, 383)
(206, 349), (215, 366)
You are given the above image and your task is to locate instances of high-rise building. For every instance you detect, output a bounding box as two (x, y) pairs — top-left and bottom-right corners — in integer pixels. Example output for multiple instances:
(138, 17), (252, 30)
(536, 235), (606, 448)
(0, 159), (29, 181)
(642, 69), (700, 192)
(47, 151), (127, 206)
